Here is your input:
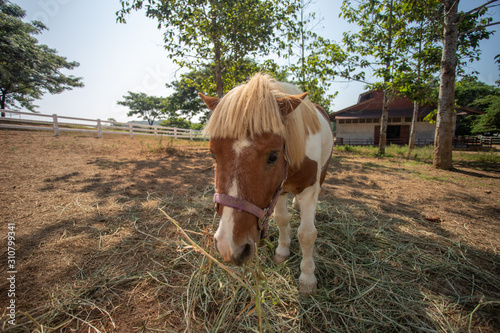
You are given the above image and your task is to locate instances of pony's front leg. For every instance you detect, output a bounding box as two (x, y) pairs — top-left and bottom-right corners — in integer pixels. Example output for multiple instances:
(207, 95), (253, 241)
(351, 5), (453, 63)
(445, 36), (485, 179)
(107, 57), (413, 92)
(274, 194), (291, 264)
(296, 183), (320, 295)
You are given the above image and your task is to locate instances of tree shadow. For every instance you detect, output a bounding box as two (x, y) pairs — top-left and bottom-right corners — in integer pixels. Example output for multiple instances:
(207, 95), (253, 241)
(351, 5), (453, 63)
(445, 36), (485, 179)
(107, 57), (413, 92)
(2, 146), (499, 332)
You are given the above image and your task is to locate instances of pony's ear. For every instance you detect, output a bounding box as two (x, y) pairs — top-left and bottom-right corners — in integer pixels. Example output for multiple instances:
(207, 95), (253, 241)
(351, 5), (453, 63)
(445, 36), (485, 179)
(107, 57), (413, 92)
(198, 93), (220, 111)
(277, 92), (308, 117)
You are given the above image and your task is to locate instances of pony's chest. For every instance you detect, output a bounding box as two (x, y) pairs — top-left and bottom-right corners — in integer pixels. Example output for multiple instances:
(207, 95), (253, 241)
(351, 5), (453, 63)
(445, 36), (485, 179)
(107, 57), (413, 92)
(283, 157), (318, 194)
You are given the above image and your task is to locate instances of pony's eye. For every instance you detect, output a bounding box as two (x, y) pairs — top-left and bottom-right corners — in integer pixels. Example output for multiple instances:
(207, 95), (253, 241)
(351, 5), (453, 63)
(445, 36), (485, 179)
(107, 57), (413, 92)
(210, 151), (216, 160)
(267, 152), (278, 165)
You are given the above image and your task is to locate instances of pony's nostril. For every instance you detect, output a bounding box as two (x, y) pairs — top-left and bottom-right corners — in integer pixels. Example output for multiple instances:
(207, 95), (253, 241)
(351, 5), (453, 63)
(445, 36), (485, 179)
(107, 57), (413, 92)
(242, 243), (251, 258)
(235, 243), (253, 265)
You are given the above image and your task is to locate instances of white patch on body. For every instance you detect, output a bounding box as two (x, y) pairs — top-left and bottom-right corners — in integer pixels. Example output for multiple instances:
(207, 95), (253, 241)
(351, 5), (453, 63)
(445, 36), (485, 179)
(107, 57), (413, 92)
(289, 107), (333, 294)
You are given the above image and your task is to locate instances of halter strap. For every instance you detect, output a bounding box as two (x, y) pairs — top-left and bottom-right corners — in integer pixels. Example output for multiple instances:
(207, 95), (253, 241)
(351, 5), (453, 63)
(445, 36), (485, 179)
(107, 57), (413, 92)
(213, 145), (289, 239)
(213, 193), (267, 220)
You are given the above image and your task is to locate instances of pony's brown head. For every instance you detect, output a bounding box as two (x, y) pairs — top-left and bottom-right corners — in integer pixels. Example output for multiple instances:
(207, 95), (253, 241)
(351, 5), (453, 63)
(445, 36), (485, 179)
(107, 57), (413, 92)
(200, 73), (315, 265)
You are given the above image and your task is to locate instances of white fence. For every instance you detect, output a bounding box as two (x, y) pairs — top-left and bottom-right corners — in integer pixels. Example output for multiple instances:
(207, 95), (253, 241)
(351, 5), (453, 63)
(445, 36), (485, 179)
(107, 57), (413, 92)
(0, 109), (205, 140)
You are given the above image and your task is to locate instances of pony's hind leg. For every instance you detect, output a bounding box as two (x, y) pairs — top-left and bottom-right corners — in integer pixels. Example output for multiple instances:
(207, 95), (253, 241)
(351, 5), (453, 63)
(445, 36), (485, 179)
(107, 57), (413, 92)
(274, 194), (291, 264)
(296, 183), (320, 295)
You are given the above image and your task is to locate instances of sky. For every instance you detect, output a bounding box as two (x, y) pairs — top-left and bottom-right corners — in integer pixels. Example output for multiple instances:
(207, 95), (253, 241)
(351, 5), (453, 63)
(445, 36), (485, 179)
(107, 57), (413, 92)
(8, 0), (500, 123)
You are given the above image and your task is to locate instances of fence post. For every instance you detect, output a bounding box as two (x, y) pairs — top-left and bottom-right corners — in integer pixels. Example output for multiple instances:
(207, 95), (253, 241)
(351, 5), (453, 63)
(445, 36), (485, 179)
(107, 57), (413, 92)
(129, 124), (134, 139)
(53, 114), (59, 137)
(174, 128), (177, 140)
(190, 129), (193, 141)
(154, 125), (158, 138)
(97, 119), (103, 138)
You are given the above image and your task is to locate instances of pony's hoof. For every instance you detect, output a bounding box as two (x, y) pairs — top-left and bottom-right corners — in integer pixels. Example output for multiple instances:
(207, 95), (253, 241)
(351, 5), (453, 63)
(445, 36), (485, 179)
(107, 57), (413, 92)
(274, 253), (289, 264)
(299, 275), (317, 295)
(299, 281), (317, 295)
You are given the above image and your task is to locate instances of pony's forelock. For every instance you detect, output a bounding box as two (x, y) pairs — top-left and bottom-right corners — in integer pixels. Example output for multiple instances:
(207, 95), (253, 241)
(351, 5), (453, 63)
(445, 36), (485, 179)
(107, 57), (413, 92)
(203, 73), (321, 168)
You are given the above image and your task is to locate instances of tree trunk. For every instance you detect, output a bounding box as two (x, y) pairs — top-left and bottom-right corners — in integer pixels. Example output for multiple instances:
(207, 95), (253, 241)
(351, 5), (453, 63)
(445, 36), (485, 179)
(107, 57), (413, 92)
(378, 0), (393, 155)
(300, 0), (306, 88)
(211, 1), (223, 98)
(408, 100), (419, 150)
(409, 22), (423, 153)
(378, 89), (390, 154)
(1, 90), (6, 117)
(1, 88), (6, 116)
(434, 0), (459, 170)
(214, 45), (223, 98)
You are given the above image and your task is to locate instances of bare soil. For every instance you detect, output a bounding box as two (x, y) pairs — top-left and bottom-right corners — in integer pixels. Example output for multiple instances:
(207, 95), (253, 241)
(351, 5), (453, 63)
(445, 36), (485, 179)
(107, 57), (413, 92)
(0, 130), (499, 331)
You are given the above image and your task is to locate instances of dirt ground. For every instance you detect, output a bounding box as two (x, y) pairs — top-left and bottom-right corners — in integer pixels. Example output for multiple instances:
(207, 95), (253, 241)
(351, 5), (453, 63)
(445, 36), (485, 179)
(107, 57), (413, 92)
(0, 130), (499, 331)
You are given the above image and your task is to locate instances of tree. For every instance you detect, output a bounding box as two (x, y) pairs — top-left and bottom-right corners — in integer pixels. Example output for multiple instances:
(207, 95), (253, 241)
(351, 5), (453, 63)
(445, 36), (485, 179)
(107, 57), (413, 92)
(454, 77), (500, 135)
(281, 0), (347, 112)
(389, 0), (442, 151)
(159, 117), (202, 130)
(434, 0), (499, 169)
(471, 95), (500, 134)
(342, 0), (498, 161)
(116, 0), (297, 98)
(341, 0), (409, 154)
(0, 0), (83, 114)
(164, 70), (208, 123)
(117, 92), (167, 125)
(164, 59), (287, 123)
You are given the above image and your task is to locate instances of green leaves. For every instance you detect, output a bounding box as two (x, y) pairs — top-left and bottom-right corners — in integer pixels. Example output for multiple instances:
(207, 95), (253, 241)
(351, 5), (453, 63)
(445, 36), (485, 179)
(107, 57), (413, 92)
(278, 1), (347, 112)
(0, 0), (83, 111)
(471, 95), (500, 134)
(117, 92), (167, 125)
(116, 0), (293, 95)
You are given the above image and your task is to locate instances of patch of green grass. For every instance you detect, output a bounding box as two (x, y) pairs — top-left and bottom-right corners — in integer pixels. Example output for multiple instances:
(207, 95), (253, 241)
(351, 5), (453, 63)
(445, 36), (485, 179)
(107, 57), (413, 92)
(335, 144), (500, 166)
(454, 150), (500, 164)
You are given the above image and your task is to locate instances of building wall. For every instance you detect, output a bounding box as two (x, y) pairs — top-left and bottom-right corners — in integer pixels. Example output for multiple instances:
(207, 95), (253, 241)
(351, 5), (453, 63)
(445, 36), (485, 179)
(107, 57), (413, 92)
(335, 119), (442, 144)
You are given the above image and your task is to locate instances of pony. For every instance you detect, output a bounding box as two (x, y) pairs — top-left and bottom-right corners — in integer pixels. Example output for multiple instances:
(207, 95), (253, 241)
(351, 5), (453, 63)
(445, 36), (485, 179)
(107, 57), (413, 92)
(199, 73), (333, 295)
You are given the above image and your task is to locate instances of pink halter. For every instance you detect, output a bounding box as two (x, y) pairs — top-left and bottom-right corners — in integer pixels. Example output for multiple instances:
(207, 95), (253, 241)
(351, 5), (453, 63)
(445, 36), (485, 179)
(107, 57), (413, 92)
(213, 146), (289, 239)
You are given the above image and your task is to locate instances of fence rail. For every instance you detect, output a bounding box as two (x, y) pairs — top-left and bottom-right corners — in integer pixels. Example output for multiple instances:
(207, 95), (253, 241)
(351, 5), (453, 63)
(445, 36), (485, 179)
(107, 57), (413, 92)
(0, 109), (205, 141)
(334, 138), (434, 146)
(334, 136), (497, 148)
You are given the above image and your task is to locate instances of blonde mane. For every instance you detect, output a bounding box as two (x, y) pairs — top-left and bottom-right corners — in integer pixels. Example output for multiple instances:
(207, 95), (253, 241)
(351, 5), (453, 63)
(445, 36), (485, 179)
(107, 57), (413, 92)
(203, 73), (321, 168)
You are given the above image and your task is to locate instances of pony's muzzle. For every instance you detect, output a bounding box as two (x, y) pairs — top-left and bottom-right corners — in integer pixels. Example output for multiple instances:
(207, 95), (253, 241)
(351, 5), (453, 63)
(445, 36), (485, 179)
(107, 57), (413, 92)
(214, 237), (254, 266)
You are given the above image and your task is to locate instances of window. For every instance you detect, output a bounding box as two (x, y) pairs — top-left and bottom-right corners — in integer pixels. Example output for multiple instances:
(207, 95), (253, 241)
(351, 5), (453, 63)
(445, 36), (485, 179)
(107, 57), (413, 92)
(405, 117), (412, 123)
(338, 119), (345, 124)
(388, 117), (401, 123)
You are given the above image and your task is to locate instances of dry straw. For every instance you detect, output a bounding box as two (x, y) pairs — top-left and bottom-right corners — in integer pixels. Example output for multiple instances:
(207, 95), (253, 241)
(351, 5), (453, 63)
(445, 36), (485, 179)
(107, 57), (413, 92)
(3, 171), (499, 332)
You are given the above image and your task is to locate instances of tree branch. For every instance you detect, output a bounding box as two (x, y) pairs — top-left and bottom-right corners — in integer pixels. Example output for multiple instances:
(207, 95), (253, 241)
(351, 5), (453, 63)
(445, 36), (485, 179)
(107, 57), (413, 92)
(459, 0), (500, 23)
(459, 20), (500, 35)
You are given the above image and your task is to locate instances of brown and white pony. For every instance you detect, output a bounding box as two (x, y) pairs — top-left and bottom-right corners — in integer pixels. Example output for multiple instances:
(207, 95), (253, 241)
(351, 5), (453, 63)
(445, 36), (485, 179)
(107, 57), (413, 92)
(200, 73), (333, 294)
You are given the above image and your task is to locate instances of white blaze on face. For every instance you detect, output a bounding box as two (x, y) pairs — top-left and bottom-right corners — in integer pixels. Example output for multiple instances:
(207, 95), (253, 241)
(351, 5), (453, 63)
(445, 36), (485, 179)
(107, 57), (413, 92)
(214, 180), (238, 261)
(214, 138), (252, 262)
(232, 138), (251, 156)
